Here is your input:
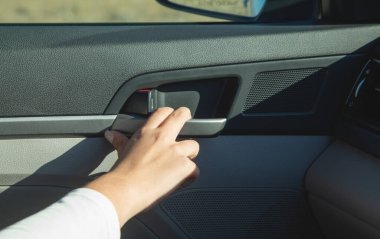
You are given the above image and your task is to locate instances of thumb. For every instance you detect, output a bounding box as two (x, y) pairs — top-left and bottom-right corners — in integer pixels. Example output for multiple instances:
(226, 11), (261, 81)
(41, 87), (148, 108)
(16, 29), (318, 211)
(104, 130), (128, 156)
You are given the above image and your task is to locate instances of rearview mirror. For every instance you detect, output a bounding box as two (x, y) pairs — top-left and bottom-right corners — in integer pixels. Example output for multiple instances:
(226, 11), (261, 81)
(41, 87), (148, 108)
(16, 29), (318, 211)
(157, 0), (267, 21)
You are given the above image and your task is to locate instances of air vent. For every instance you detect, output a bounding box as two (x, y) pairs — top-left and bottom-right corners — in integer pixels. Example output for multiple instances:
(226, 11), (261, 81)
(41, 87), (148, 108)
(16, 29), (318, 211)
(243, 68), (325, 115)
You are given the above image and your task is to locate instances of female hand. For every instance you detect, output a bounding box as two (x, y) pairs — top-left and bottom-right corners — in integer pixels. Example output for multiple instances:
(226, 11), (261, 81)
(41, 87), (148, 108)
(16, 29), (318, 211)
(86, 107), (200, 226)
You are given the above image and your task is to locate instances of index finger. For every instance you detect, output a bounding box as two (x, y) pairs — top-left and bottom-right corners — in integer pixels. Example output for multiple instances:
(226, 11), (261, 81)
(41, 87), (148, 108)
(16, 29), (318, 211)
(159, 107), (192, 141)
(144, 107), (174, 129)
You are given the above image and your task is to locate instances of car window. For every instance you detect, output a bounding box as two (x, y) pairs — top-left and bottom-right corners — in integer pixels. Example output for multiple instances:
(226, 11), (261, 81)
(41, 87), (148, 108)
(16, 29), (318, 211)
(0, 0), (221, 23)
(0, 0), (316, 23)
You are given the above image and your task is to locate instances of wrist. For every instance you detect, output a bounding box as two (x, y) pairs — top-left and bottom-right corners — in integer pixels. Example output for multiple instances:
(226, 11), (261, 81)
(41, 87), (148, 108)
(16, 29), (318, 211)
(85, 172), (138, 226)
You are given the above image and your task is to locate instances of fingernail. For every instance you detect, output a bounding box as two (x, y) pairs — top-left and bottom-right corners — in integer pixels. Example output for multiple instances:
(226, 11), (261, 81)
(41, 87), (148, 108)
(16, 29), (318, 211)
(104, 130), (114, 143)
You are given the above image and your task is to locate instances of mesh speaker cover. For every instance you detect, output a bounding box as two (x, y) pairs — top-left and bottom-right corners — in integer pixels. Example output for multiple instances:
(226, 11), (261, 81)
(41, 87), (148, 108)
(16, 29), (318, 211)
(243, 68), (325, 115)
(161, 190), (317, 239)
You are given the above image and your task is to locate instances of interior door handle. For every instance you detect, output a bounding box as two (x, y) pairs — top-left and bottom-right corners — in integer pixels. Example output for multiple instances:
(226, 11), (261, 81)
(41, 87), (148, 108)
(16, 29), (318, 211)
(111, 114), (226, 137)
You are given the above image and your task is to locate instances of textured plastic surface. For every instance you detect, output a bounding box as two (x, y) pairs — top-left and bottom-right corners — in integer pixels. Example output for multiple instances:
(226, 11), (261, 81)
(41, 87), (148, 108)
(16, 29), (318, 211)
(0, 25), (379, 117)
(161, 189), (317, 239)
(0, 54), (363, 135)
(107, 55), (364, 134)
(122, 219), (158, 239)
(137, 135), (330, 238)
(243, 68), (324, 115)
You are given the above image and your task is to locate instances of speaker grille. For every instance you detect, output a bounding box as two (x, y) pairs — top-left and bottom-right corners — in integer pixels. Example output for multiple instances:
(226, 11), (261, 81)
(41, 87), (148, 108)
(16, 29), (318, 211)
(243, 68), (325, 115)
(161, 190), (314, 239)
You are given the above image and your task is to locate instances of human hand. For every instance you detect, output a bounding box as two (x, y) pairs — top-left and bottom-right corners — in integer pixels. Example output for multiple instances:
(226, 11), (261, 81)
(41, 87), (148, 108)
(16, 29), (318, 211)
(86, 107), (200, 226)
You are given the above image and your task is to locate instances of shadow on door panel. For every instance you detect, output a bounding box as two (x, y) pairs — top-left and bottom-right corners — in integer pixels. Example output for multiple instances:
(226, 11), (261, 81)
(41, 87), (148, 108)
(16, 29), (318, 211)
(0, 27), (378, 239)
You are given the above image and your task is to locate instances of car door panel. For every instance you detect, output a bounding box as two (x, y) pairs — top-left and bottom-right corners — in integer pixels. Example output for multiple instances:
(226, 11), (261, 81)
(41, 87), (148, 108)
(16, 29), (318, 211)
(306, 140), (380, 239)
(0, 54), (367, 137)
(305, 42), (380, 239)
(0, 25), (379, 117)
(0, 136), (329, 238)
(139, 135), (330, 239)
(0, 24), (379, 239)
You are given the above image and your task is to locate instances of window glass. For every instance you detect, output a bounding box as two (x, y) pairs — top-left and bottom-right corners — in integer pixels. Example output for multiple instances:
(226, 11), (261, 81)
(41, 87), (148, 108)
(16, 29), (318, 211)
(0, 0), (316, 23)
(0, 0), (222, 23)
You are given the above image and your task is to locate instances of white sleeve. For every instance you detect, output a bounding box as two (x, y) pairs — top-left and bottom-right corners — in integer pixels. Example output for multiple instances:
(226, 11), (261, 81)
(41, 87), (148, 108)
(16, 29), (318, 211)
(0, 188), (121, 239)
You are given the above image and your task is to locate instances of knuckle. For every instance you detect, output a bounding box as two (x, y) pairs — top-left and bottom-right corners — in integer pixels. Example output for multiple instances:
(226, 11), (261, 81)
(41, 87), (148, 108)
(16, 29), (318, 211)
(111, 134), (125, 148)
(190, 140), (200, 150)
(156, 130), (170, 143)
(133, 132), (143, 142)
(136, 127), (145, 137)
(134, 127), (150, 140)
(171, 144), (183, 155)
(139, 127), (155, 138)
(185, 140), (200, 156)
(156, 107), (174, 115)
(183, 159), (197, 172)
(139, 126), (148, 135)
(177, 107), (191, 117)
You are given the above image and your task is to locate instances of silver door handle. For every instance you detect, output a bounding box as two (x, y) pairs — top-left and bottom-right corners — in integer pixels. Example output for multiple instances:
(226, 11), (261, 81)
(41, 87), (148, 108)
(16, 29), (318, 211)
(112, 114), (226, 137)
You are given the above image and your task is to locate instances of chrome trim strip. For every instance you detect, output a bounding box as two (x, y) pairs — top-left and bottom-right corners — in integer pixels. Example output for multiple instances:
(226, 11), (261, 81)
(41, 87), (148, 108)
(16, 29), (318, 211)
(112, 114), (226, 137)
(0, 115), (116, 136)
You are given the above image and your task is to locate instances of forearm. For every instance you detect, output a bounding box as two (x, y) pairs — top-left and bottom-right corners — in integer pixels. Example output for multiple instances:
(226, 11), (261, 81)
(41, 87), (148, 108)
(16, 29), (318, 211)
(86, 172), (138, 226)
